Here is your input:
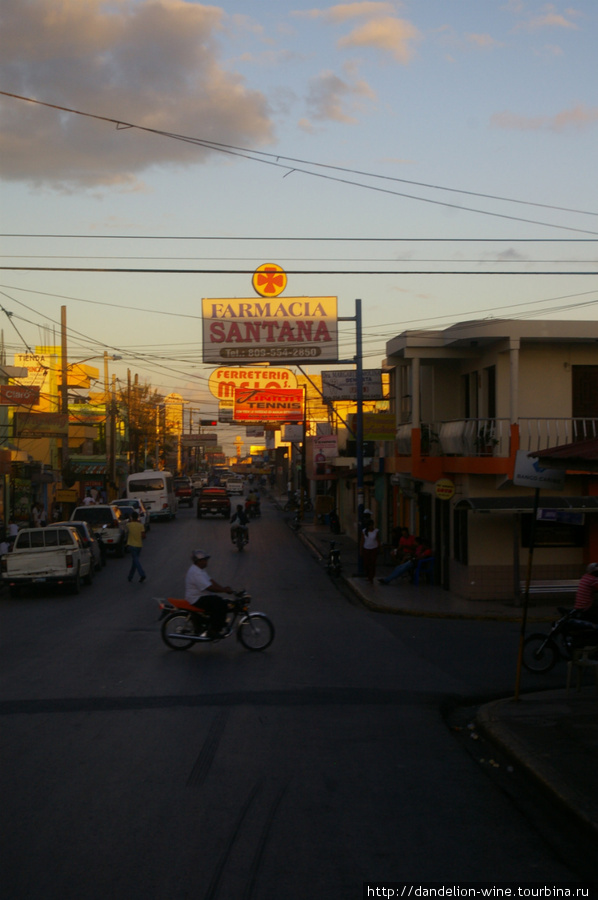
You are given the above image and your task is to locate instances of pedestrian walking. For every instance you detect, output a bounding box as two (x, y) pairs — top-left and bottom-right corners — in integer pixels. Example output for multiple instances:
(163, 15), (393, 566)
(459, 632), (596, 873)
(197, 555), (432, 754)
(126, 512), (146, 583)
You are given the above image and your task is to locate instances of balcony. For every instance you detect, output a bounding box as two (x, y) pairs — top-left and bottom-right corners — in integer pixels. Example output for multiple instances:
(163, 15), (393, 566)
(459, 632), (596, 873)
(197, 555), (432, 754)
(518, 418), (598, 452)
(396, 417), (598, 460)
(398, 419), (510, 458)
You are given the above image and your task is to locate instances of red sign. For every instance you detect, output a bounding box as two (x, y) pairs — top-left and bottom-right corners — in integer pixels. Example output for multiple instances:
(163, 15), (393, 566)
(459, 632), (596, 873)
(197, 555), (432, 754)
(234, 388), (304, 423)
(0, 385), (40, 406)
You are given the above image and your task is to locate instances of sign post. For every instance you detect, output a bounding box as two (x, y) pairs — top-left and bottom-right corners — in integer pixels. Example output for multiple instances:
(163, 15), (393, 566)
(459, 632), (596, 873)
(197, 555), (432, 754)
(512, 450), (566, 701)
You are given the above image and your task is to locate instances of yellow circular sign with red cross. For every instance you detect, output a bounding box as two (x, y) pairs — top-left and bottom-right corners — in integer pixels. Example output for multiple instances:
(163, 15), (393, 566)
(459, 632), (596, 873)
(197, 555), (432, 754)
(252, 263), (287, 298)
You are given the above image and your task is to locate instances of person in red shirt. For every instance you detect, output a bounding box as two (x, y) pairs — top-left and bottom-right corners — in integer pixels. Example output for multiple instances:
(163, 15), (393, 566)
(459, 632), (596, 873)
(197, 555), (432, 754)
(574, 563), (598, 623)
(396, 527), (416, 562)
(379, 537), (432, 586)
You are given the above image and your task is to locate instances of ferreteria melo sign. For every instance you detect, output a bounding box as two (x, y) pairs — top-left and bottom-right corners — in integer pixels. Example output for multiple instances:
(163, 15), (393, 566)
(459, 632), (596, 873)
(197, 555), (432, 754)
(208, 366), (297, 400)
(202, 297), (338, 363)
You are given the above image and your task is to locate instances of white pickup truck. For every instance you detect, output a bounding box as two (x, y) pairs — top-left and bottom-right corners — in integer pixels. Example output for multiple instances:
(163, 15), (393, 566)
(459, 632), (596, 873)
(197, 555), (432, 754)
(225, 476), (244, 495)
(1, 525), (93, 597)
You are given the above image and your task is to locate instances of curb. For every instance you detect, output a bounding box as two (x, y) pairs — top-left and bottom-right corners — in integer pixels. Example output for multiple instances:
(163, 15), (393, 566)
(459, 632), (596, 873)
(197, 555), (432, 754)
(476, 697), (598, 843)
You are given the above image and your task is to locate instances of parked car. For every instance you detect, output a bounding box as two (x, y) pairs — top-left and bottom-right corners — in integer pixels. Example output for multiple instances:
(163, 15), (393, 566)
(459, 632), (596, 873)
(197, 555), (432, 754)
(1, 525), (94, 596)
(174, 476), (194, 507)
(196, 487), (231, 518)
(112, 505), (138, 525)
(70, 504), (128, 557)
(112, 498), (150, 531)
(56, 520), (103, 571)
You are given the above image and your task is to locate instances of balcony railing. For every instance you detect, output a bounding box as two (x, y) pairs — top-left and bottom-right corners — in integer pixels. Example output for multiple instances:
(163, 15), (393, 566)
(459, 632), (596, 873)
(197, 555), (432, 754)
(438, 418), (510, 457)
(518, 418), (598, 452)
(397, 419), (510, 457)
(397, 417), (598, 458)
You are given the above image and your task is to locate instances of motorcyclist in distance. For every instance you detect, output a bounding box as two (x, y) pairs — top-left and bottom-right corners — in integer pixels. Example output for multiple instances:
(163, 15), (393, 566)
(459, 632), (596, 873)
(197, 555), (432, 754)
(245, 489), (260, 518)
(230, 504), (249, 544)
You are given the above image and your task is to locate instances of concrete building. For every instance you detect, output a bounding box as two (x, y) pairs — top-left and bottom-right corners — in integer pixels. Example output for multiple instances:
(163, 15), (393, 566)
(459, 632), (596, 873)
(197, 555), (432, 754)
(382, 319), (598, 601)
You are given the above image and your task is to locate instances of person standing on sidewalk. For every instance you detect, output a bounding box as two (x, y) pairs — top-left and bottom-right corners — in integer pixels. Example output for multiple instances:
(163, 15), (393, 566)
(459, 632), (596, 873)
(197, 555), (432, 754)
(360, 519), (380, 584)
(573, 562), (598, 622)
(126, 511), (146, 583)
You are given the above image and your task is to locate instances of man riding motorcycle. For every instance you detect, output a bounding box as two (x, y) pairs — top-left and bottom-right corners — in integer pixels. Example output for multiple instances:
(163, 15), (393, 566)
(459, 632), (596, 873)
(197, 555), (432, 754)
(230, 504), (249, 544)
(184, 549), (233, 638)
(245, 489), (260, 518)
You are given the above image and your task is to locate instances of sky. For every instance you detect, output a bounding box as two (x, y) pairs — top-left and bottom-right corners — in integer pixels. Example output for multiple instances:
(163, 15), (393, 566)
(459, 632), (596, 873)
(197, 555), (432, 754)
(0, 0), (597, 455)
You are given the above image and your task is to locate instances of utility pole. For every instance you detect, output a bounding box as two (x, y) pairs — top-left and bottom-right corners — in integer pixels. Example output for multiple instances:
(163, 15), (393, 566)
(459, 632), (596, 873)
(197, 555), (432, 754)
(60, 306), (69, 469)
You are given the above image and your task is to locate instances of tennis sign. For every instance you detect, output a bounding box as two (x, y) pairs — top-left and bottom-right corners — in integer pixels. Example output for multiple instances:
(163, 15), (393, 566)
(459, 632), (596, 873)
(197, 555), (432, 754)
(233, 388), (304, 423)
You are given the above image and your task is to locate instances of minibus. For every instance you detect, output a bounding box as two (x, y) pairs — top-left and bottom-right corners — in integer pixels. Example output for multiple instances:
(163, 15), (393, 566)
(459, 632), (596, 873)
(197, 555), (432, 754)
(126, 470), (176, 521)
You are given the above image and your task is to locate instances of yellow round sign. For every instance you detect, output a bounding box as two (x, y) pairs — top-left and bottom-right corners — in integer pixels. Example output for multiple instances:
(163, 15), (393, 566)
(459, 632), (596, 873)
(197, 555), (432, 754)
(252, 263), (287, 298)
(435, 478), (455, 501)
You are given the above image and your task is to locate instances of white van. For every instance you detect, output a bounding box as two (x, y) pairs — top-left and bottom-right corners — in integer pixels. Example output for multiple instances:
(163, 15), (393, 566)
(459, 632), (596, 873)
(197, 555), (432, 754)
(126, 470), (176, 521)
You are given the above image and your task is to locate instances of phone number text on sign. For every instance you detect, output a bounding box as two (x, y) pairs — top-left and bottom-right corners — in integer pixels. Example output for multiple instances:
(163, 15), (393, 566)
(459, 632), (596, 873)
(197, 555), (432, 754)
(202, 297), (338, 364)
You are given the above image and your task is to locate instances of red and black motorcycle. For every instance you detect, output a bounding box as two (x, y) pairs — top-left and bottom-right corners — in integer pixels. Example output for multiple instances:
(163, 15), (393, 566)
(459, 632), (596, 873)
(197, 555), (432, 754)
(157, 590), (274, 652)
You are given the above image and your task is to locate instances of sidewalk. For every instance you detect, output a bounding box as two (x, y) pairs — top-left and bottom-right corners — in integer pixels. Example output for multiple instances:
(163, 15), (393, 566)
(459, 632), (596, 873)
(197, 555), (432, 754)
(289, 515), (598, 848)
(297, 520), (557, 622)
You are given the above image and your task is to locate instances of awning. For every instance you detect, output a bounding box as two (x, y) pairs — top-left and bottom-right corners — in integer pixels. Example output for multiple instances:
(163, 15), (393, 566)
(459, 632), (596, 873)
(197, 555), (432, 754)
(69, 460), (128, 476)
(454, 496), (598, 513)
(529, 438), (598, 471)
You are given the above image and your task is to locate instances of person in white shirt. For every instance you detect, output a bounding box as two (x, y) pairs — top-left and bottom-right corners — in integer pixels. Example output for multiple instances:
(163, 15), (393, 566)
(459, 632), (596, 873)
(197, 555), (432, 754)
(184, 549), (233, 637)
(360, 519), (380, 584)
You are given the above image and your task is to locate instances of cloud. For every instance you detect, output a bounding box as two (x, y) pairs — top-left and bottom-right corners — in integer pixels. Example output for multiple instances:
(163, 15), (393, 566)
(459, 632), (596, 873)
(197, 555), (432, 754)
(292, 3), (396, 23)
(304, 68), (376, 124)
(491, 103), (598, 132)
(292, 4), (419, 63)
(0, 0), (275, 189)
(510, 3), (581, 32)
(465, 33), (503, 49)
(337, 16), (420, 62)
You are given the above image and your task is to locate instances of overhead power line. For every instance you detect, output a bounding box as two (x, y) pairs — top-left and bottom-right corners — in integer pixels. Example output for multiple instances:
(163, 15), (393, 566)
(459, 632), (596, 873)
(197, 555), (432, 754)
(1, 266), (596, 275)
(1, 91), (597, 236)
(1, 234), (596, 242)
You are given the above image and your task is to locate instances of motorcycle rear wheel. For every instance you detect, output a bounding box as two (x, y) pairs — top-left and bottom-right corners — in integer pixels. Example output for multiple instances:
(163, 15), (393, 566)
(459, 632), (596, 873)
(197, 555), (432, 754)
(161, 613), (197, 650)
(237, 613), (275, 651)
(522, 634), (560, 673)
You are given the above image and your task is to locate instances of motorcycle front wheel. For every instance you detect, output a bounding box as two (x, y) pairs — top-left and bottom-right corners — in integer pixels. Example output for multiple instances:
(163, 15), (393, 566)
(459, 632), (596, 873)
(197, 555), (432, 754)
(522, 634), (560, 673)
(237, 613), (275, 651)
(161, 613), (197, 651)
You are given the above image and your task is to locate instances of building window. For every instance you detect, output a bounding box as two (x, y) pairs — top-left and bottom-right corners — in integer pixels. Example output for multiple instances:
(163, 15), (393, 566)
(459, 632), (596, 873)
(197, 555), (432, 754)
(520, 515), (584, 548)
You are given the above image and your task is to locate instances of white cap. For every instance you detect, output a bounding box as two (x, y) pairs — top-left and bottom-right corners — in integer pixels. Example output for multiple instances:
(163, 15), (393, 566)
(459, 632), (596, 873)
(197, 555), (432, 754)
(192, 549), (210, 562)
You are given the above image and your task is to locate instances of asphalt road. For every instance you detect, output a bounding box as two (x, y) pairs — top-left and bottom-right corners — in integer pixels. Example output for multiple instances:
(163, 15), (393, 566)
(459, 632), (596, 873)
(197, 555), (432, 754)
(0, 498), (586, 899)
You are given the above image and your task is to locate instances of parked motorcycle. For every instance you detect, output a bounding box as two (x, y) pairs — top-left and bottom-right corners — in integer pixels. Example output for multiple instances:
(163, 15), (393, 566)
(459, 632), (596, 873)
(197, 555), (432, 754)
(157, 590), (274, 651)
(325, 540), (342, 577)
(231, 524), (248, 552)
(522, 606), (598, 673)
